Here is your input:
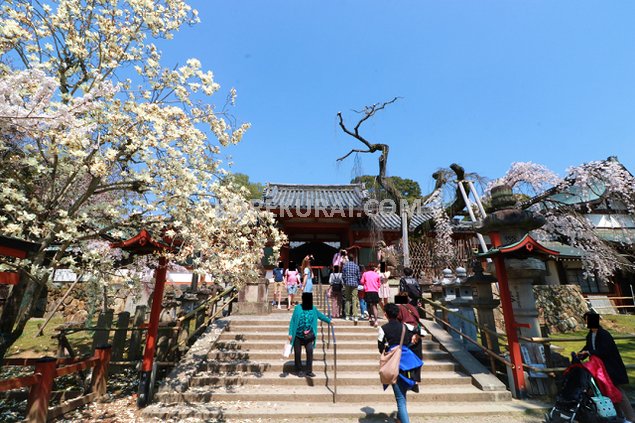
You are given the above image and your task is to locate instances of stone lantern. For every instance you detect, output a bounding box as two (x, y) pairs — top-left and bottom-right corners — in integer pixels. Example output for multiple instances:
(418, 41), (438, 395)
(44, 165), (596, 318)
(475, 184), (559, 399)
(446, 267), (479, 351)
(440, 268), (456, 301)
(465, 260), (500, 354)
(429, 268), (450, 320)
(439, 267), (456, 320)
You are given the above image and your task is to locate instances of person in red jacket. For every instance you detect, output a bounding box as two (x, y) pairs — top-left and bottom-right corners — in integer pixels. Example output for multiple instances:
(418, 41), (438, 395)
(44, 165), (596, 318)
(396, 295), (423, 387)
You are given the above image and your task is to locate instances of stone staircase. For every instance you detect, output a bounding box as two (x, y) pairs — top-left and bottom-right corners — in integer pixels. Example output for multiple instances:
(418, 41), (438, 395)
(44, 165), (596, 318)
(142, 302), (548, 422)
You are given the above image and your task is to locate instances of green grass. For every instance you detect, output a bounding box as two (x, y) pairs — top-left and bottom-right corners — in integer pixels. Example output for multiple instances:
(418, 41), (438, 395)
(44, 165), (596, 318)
(7, 317), (93, 358)
(549, 314), (635, 396)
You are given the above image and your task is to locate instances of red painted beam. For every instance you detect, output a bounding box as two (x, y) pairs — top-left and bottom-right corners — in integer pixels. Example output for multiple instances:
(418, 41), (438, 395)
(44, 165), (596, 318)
(0, 272), (19, 285)
(0, 246), (27, 259)
(141, 255), (168, 373)
(137, 255), (168, 407)
(493, 255), (526, 399)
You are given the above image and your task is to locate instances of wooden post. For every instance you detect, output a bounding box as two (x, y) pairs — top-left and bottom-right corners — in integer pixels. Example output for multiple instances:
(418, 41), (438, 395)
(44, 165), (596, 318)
(401, 210), (410, 267)
(91, 345), (112, 397)
(91, 309), (114, 352)
(211, 299), (217, 320)
(195, 307), (205, 330)
(56, 331), (76, 358)
(26, 357), (57, 423)
(138, 255), (168, 407)
(128, 305), (146, 361)
(483, 324), (497, 375)
(111, 312), (130, 366)
(493, 254), (526, 399)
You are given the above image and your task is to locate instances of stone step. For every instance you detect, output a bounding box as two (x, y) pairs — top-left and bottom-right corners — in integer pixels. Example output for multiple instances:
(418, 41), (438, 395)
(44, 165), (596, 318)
(142, 315), (551, 422)
(207, 350), (454, 365)
(203, 358), (456, 373)
(229, 319), (386, 327)
(189, 370), (472, 387)
(213, 339), (442, 352)
(154, 384), (512, 404)
(143, 400), (548, 421)
(219, 331), (430, 342)
(229, 319), (432, 333)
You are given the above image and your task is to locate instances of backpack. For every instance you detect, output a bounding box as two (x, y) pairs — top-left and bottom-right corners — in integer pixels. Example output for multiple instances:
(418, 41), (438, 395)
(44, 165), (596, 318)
(330, 273), (343, 292)
(273, 267), (284, 282)
(400, 277), (422, 300)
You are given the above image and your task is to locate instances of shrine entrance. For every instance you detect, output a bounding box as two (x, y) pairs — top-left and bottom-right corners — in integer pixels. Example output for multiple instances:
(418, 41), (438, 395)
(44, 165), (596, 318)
(289, 241), (338, 267)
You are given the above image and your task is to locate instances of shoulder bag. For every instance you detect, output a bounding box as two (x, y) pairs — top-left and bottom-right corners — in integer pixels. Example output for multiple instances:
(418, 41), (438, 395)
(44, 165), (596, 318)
(379, 324), (406, 385)
(589, 377), (617, 418)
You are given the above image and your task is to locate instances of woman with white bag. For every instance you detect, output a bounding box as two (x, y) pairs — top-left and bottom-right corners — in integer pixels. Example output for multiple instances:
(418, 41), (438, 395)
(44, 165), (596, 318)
(287, 293), (331, 377)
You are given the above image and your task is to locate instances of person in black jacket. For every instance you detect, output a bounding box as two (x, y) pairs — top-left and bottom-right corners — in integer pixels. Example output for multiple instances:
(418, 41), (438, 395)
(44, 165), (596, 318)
(378, 303), (416, 423)
(399, 267), (422, 307)
(579, 311), (634, 421)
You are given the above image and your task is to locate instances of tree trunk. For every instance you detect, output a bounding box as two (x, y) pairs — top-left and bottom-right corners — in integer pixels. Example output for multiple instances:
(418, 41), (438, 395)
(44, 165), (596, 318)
(103, 284), (108, 314)
(0, 273), (45, 365)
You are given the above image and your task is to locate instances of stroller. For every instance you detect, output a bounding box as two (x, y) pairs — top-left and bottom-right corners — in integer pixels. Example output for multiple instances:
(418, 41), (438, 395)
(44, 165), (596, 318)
(545, 353), (623, 423)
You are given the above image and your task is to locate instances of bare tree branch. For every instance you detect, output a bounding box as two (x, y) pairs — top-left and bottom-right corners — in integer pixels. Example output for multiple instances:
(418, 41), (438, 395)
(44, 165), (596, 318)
(336, 97), (403, 213)
(412, 163), (473, 237)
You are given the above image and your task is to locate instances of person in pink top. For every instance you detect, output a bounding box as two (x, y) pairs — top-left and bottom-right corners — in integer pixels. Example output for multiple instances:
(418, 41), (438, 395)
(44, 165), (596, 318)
(285, 261), (301, 310)
(361, 264), (382, 327)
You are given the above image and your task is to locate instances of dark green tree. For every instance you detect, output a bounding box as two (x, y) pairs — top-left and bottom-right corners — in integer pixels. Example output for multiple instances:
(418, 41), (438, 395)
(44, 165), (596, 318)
(224, 173), (264, 200)
(351, 175), (422, 203)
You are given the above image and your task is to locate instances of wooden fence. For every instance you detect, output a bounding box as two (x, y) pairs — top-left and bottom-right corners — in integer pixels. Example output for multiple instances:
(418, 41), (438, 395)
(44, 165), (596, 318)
(56, 286), (237, 366)
(0, 286), (238, 420)
(0, 346), (111, 423)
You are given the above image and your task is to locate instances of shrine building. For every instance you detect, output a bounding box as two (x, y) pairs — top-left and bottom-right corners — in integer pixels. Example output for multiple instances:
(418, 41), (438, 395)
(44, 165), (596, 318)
(255, 183), (431, 268)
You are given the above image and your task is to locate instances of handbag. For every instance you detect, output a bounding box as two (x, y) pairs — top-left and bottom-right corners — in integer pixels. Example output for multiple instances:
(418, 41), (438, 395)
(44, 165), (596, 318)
(282, 342), (292, 358)
(379, 324), (406, 385)
(303, 328), (315, 342)
(590, 378), (617, 418)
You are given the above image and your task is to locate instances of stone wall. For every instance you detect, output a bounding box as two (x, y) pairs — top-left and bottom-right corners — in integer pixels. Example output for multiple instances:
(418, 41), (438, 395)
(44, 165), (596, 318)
(46, 284), (91, 323)
(45, 281), (224, 324)
(534, 285), (589, 333)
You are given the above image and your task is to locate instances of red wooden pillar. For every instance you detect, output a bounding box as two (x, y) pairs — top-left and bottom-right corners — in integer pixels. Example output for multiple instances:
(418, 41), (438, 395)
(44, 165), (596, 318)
(137, 255), (168, 406)
(489, 231), (526, 398)
(26, 357), (57, 423)
(492, 255), (527, 398)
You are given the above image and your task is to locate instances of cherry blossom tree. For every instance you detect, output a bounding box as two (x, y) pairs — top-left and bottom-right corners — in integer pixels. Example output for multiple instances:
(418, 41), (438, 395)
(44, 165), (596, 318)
(487, 161), (562, 199)
(489, 157), (635, 282)
(0, 0), (285, 361)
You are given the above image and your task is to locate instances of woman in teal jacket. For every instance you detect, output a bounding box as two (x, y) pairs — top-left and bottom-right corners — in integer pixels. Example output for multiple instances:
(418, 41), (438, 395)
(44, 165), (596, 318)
(288, 292), (331, 377)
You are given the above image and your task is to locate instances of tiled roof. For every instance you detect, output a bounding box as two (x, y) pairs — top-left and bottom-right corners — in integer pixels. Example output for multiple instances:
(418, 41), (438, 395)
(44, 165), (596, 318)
(257, 183), (443, 232)
(540, 241), (585, 258)
(257, 183), (368, 209)
(595, 228), (635, 244)
(369, 211), (433, 231)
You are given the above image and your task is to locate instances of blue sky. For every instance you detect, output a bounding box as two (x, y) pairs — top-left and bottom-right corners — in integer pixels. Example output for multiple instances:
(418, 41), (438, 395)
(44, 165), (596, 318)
(160, 1), (635, 193)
